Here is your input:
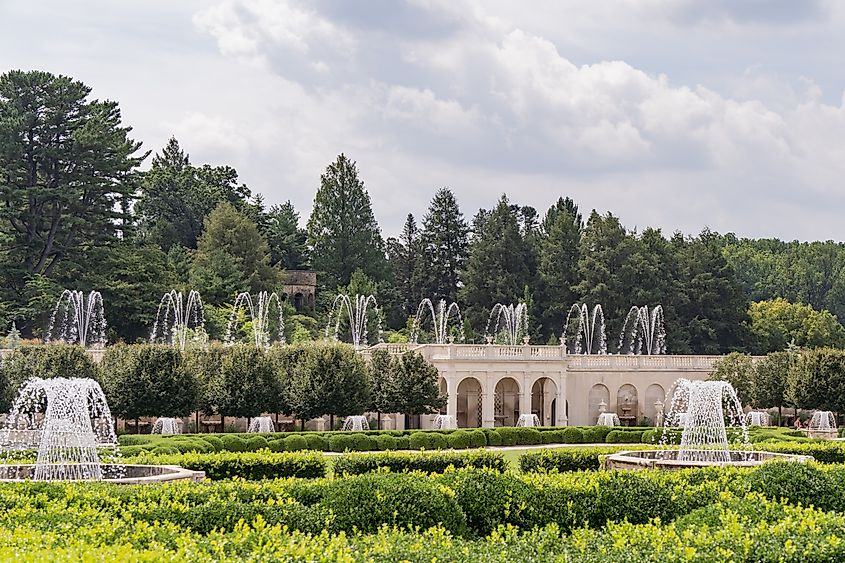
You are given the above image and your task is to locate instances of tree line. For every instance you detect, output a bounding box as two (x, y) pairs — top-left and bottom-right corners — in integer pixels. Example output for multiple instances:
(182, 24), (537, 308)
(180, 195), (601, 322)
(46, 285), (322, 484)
(0, 343), (443, 428)
(2, 69), (845, 354)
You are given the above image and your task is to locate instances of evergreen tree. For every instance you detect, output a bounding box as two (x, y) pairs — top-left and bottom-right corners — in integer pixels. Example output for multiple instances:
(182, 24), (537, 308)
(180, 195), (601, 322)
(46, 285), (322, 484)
(387, 214), (425, 318)
(460, 195), (537, 333)
(265, 201), (309, 270)
(420, 188), (469, 303)
(537, 197), (582, 338)
(754, 351), (795, 423)
(190, 202), (282, 304)
(134, 137), (255, 251)
(307, 154), (386, 290)
(392, 351), (445, 415)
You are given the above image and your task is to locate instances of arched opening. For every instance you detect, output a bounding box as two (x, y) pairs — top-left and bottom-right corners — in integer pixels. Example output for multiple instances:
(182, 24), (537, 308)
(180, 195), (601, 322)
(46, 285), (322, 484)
(531, 377), (557, 426)
(457, 377), (482, 428)
(293, 292), (305, 312)
(616, 383), (639, 426)
(588, 384), (610, 425)
(645, 383), (666, 426)
(438, 377), (448, 415)
(494, 377), (520, 427)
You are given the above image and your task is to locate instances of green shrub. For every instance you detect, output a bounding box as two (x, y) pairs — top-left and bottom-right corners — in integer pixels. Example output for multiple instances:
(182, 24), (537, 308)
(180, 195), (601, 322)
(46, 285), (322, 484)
(486, 430), (502, 446)
(349, 433), (375, 451)
(468, 430), (487, 448)
(219, 435), (247, 452)
(374, 434), (397, 450)
(201, 436), (224, 451)
(151, 446), (180, 455)
(582, 426), (612, 443)
(118, 434), (157, 446)
(520, 446), (639, 472)
(304, 433), (328, 451)
(284, 435), (308, 451)
(320, 472), (467, 534)
(394, 435), (410, 450)
(333, 451), (507, 476)
(447, 469), (537, 535)
(496, 427), (518, 446)
(170, 438), (213, 453)
(560, 427), (584, 443)
(244, 436), (268, 451)
(409, 431), (447, 450)
(128, 451), (328, 479)
(745, 461), (841, 511)
(605, 429), (645, 443)
(641, 429), (661, 444)
(0, 344), (100, 396)
(447, 430), (472, 449)
(329, 434), (355, 453)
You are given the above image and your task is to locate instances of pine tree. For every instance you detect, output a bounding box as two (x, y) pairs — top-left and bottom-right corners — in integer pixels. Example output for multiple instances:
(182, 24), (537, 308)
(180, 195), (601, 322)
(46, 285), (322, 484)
(265, 201), (310, 270)
(537, 197), (583, 338)
(190, 202), (282, 304)
(420, 188), (469, 303)
(387, 214), (425, 317)
(460, 195), (537, 333)
(307, 154), (386, 290)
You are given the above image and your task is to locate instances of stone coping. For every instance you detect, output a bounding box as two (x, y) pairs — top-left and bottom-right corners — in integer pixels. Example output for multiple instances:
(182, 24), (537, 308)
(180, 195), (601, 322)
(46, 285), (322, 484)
(603, 449), (814, 470)
(0, 464), (205, 483)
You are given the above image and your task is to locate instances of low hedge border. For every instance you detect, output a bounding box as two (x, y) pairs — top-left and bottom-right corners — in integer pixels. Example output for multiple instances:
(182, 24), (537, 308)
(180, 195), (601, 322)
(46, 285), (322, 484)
(125, 451), (328, 480)
(332, 450), (507, 475)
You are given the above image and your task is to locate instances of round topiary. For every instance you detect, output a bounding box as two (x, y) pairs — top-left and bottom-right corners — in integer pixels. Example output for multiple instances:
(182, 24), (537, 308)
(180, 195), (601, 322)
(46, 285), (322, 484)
(486, 430), (503, 446)
(305, 433), (328, 451)
(447, 430), (472, 449)
(350, 433), (376, 451)
(268, 438), (287, 452)
(201, 436), (224, 451)
(468, 430), (487, 448)
(375, 434), (397, 451)
(394, 436), (410, 450)
(284, 435), (308, 451)
(409, 432), (431, 450)
(561, 427), (585, 444)
(151, 446), (180, 456)
(496, 427), (519, 446)
(245, 435), (269, 451)
(219, 435), (247, 452)
(329, 434), (355, 453)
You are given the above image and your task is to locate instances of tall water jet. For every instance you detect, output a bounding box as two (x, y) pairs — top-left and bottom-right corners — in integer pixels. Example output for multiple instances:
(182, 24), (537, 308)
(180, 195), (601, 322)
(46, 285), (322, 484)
(410, 299), (464, 344)
(248, 417), (275, 433)
(150, 290), (206, 351)
(325, 294), (381, 349)
(561, 304), (606, 354)
(2, 377), (116, 481)
(485, 303), (529, 345)
(225, 291), (285, 349)
(341, 415), (370, 431)
(152, 417), (182, 435)
(618, 305), (666, 355)
(45, 290), (107, 348)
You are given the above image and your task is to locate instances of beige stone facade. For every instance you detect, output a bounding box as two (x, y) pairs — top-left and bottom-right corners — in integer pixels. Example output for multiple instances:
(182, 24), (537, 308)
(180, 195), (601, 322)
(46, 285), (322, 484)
(368, 343), (723, 428)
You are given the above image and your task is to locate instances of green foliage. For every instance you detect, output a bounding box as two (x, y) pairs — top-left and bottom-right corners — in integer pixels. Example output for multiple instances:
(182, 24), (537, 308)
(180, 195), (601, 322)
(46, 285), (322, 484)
(789, 347), (845, 411)
(287, 342), (370, 421)
(709, 352), (756, 406)
(419, 188), (469, 304)
(538, 197), (582, 338)
(0, 344), (99, 409)
(333, 450), (506, 476)
(210, 344), (281, 418)
(604, 429), (646, 443)
(265, 201), (310, 270)
(409, 431), (448, 450)
(392, 351), (445, 415)
(519, 446), (635, 472)
(446, 430), (473, 449)
(307, 153), (386, 290)
(582, 425), (612, 443)
(749, 298), (845, 353)
(101, 344), (197, 419)
(129, 450), (327, 480)
(283, 435), (308, 452)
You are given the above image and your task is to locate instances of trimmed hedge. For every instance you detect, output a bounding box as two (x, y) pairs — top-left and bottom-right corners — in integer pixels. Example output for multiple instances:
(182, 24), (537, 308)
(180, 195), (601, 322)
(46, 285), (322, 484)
(333, 450), (507, 476)
(127, 451), (328, 479)
(520, 446), (641, 472)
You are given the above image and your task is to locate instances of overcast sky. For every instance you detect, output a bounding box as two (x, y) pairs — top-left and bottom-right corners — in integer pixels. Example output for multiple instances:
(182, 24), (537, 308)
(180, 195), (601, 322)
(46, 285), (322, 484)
(2, 0), (845, 240)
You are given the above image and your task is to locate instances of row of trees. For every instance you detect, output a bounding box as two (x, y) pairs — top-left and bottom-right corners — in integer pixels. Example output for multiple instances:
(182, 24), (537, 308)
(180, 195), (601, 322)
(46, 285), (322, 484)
(3, 70), (845, 354)
(713, 348), (845, 420)
(0, 344), (444, 427)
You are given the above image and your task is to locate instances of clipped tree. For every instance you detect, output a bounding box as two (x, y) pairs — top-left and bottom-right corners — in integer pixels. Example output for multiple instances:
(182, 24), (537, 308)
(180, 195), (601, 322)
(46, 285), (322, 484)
(709, 352), (755, 407)
(789, 348), (845, 413)
(100, 345), (197, 426)
(754, 350), (795, 423)
(368, 349), (399, 428)
(0, 345), (100, 394)
(307, 154), (386, 290)
(392, 351), (445, 416)
(181, 344), (228, 419)
(208, 345), (280, 422)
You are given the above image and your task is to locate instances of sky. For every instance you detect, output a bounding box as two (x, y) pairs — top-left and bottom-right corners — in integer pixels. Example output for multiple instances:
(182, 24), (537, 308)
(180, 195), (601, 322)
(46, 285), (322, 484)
(2, 0), (845, 240)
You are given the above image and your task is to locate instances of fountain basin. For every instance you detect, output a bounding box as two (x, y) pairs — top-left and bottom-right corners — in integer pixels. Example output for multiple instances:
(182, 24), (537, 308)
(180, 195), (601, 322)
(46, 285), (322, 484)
(604, 450), (813, 470)
(0, 464), (205, 483)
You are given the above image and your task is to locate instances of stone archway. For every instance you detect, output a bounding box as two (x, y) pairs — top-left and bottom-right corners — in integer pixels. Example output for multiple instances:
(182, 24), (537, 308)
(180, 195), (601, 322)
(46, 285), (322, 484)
(438, 377), (448, 415)
(457, 377), (482, 428)
(616, 383), (639, 425)
(645, 383), (666, 426)
(531, 377), (557, 426)
(494, 377), (520, 427)
(588, 384), (610, 425)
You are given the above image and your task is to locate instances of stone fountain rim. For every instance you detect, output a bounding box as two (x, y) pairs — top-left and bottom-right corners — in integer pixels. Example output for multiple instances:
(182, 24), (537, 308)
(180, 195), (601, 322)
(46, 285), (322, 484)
(604, 449), (814, 470)
(0, 464), (205, 484)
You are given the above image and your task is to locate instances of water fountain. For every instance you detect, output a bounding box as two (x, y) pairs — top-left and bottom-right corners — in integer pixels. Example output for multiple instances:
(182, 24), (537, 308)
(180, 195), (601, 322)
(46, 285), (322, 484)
(0, 377), (202, 482)
(484, 303), (529, 345)
(152, 417), (182, 435)
(807, 411), (837, 439)
(325, 294), (381, 349)
(432, 414), (457, 430)
(745, 411), (770, 427)
(597, 412), (620, 426)
(150, 290), (206, 351)
(618, 305), (666, 355)
(248, 416), (275, 433)
(605, 379), (812, 469)
(341, 415), (370, 431)
(516, 414), (541, 427)
(561, 304), (606, 354)
(410, 299), (464, 344)
(225, 291), (285, 349)
(45, 290), (107, 347)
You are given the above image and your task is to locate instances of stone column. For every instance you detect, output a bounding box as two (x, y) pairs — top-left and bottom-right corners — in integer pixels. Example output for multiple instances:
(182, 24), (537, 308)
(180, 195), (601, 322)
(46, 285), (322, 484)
(520, 373), (532, 421)
(482, 376), (496, 428)
(446, 374), (458, 420)
(556, 372), (568, 426)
